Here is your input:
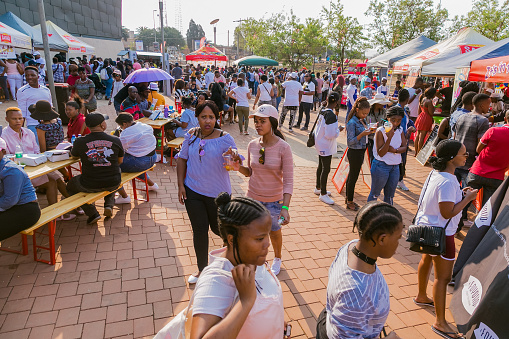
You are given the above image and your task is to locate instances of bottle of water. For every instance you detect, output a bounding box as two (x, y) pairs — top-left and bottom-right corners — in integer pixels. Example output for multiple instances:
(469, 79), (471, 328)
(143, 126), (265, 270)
(15, 145), (23, 164)
(78, 134), (82, 138)
(71, 135), (76, 145)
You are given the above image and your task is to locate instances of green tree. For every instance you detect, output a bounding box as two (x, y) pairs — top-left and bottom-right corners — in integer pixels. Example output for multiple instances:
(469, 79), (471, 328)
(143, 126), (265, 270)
(450, 0), (509, 41)
(365, 0), (449, 53)
(135, 27), (155, 51)
(321, 0), (366, 71)
(162, 27), (186, 49)
(135, 26), (185, 51)
(186, 19), (206, 51)
(122, 26), (130, 41)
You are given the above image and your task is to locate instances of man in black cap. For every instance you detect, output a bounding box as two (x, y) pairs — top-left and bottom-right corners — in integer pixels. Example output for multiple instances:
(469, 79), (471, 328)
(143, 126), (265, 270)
(67, 113), (124, 224)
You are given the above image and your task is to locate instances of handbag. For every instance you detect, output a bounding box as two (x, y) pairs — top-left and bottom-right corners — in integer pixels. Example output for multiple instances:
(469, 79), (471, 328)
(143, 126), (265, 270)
(406, 170), (448, 255)
(306, 108), (326, 147)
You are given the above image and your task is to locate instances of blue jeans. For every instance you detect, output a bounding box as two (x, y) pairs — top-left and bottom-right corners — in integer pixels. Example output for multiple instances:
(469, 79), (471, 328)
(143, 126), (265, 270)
(367, 159), (400, 205)
(253, 81), (259, 96)
(119, 153), (156, 180)
(102, 77), (114, 98)
(259, 200), (283, 232)
(276, 96), (282, 112)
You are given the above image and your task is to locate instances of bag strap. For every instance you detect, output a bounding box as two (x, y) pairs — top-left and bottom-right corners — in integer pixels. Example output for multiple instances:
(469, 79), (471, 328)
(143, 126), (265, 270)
(310, 108), (327, 135)
(413, 170), (453, 225)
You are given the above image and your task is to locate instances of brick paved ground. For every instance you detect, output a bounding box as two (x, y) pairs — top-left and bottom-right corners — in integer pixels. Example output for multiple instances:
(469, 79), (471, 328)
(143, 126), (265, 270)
(0, 97), (468, 338)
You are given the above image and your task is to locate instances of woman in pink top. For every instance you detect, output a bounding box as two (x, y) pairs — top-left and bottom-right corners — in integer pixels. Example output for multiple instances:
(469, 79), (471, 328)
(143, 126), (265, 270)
(0, 58), (23, 100)
(231, 104), (294, 276)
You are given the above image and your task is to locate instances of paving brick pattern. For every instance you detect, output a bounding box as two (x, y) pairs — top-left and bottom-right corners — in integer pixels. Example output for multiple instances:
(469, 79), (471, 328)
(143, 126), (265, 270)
(0, 98), (466, 338)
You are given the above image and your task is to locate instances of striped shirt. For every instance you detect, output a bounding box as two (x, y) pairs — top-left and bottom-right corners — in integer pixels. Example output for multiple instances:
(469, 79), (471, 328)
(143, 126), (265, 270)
(326, 240), (390, 339)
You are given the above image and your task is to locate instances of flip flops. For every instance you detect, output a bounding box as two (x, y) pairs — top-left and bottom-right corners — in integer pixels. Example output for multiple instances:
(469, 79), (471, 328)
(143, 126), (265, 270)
(431, 325), (465, 339)
(413, 298), (434, 307)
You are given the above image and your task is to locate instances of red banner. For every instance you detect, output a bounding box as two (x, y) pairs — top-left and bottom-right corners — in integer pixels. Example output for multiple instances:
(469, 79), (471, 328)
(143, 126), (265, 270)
(469, 56), (509, 83)
(458, 44), (484, 54)
(0, 34), (11, 44)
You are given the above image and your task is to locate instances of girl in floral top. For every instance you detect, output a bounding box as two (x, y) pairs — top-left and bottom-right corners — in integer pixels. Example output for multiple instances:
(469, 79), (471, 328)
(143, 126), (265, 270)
(29, 101), (65, 152)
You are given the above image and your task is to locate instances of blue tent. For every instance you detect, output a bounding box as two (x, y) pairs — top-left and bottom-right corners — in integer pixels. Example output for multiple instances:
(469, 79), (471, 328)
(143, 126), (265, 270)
(367, 36), (437, 68)
(0, 11), (66, 51)
(422, 37), (509, 75)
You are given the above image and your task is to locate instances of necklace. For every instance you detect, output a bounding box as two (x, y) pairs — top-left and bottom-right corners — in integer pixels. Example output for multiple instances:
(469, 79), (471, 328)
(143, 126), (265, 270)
(351, 246), (377, 265)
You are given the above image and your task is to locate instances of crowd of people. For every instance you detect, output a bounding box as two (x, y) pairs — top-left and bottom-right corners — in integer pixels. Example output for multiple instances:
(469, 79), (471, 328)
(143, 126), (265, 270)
(1, 54), (509, 339)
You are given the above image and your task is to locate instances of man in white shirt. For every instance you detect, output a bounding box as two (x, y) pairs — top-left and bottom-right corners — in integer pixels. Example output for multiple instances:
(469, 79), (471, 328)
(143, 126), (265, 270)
(16, 66), (52, 138)
(346, 77), (358, 115)
(294, 73), (315, 130)
(279, 72), (302, 132)
(377, 77), (389, 96)
(204, 66), (215, 89)
(406, 77), (424, 122)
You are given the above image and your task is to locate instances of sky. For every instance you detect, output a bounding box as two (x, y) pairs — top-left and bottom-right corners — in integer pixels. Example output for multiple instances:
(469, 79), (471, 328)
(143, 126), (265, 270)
(122, 0), (473, 49)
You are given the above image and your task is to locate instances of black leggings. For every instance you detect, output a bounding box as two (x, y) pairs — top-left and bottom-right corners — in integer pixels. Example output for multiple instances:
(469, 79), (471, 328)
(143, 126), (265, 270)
(345, 148), (365, 202)
(184, 186), (220, 271)
(316, 155), (332, 195)
(0, 202), (41, 241)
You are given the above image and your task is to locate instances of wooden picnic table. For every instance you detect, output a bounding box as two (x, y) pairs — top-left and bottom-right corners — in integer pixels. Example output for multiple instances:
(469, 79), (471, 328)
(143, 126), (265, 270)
(138, 117), (174, 163)
(24, 158), (80, 180)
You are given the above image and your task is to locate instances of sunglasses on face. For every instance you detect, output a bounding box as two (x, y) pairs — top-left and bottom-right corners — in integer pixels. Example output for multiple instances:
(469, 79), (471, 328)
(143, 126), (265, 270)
(259, 147), (265, 165)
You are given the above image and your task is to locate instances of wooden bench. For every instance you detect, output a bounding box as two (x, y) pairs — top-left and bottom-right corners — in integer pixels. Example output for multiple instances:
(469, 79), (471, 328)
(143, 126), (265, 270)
(0, 165), (155, 265)
(166, 137), (184, 166)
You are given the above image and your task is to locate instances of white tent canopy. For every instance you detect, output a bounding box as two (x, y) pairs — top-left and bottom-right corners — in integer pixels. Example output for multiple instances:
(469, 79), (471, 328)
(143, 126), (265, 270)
(33, 21), (95, 55)
(422, 37), (509, 76)
(393, 28), (493, 73)
(367, 36), (436, 68)
(0, 21), (31, 50)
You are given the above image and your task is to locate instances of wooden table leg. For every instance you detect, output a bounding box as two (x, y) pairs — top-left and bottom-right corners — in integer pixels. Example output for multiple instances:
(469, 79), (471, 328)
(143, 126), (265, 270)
(159, 127), (165, 163)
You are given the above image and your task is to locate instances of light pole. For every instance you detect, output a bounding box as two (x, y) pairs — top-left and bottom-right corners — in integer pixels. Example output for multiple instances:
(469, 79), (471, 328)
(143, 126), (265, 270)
(153, 10), (158, 42)
(233, 18), (244, 59)
(210, 19), (219, 45)
(159, 0), (166, 94)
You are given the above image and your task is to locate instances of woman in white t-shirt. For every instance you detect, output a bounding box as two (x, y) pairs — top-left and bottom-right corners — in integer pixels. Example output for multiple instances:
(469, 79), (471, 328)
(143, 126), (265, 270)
(188, 193), (288, 339)
(252, 74), (274, 109)
(413, 139), (477, 339)
(229, 78), (252, 135)
(367, 106), (407, 205)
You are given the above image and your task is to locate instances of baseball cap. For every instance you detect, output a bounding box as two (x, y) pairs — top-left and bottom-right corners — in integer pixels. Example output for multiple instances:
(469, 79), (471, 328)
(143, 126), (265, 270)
(291, 72), (298, 79)
(33, 51), (41, 56)
(149, 82), (159, 91)
(249, 104), (278, 120)
(0, 137), (6, 152)
(85, 113), (105, 128)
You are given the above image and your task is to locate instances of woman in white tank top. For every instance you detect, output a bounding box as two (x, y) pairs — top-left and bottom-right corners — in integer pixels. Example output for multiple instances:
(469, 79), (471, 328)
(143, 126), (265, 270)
(367, 106), (407, 205)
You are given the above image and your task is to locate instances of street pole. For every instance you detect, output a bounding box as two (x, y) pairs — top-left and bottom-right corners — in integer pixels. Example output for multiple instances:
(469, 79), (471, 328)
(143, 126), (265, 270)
(153, 10), (157, 43)
(159, 0), (166, 94)
(214, 26), (216, 45)
(37, 0), (58, 108)
(233, 19), (244, 60)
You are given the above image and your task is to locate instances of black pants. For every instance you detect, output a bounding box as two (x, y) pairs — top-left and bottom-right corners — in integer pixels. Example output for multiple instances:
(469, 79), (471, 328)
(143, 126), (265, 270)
(66, 175), (118, 217)
(316, 155), (332, 195)
(346, 148), (365, 202)
(0, 202), (41, 241)
(228, 97), (237, 118)
(184, 186), (221, 271)
(296, 102), (313, 128)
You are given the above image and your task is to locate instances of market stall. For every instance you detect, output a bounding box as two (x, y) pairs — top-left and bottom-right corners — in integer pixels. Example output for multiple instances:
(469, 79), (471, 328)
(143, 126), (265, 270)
(185, 44), (228, 68)
(0, 20), (31, 58)
(0, 12), (53, 50)
(32, 21), (95, 55)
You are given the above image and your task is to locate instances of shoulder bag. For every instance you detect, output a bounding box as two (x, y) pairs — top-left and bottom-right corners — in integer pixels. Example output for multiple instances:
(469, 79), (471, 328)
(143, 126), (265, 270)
(306, 108), (326, 147)
(406, 170), (448, 255)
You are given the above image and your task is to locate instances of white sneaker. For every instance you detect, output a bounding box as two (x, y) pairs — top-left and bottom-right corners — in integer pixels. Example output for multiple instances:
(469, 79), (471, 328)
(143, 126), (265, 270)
(314, 189), (332, 196)
(188, 273), (200, 284)
(397, 180), (409, 191)
(115, 196), (131, 204)
(148, 183), (159, 191)
(319, 194), (335, 205)
(271, 258), (282, 275)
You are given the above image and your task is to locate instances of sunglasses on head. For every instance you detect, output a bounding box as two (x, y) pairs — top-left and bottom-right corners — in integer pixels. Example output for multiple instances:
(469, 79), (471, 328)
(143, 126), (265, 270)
(259, 147), (265, 165)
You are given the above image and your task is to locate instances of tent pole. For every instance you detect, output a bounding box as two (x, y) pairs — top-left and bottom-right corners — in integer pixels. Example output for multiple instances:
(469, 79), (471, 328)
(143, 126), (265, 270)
(159, 0), (166, 95)
(37, 0), (58, 108)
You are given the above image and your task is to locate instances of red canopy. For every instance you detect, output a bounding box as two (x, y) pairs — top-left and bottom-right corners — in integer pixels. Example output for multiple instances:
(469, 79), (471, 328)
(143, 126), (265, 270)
(186, 45), (228, 62)
(469, 55), (509, 82)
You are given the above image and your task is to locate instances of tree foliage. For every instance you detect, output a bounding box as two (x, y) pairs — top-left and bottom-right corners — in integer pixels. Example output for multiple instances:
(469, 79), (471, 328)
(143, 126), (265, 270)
(365, 0), (449, 53)
(321, 0), (366, 69)
(122, 26), (130, 41)
(186, 20), (206, 51)
(450, 0), (509, 41)
(239, 11), (327, 69)
(135, 27), (186, 51)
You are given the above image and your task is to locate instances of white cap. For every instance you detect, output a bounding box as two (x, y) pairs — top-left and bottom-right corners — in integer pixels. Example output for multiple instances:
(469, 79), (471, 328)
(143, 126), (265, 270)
(249, 104), (279, 120)
(0, 137), (6, 152)
(33, 51), (41, 56)
(149, 82), (159, 91)
(290, 72), (298, 79)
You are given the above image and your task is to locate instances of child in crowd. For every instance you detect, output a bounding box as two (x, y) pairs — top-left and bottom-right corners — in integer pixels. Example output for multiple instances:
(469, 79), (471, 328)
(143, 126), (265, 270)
(166, 96), (198, 141)
(109, 70), (124, 114)
(31, 100), (65, 152)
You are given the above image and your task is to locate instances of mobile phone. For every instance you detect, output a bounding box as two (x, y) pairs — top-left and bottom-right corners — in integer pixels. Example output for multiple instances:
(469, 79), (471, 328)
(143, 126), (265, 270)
(284, 324), (292, 337)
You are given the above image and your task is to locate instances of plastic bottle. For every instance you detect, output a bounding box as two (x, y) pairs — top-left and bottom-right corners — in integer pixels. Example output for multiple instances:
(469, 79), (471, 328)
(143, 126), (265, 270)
(15, 145), (23, 165)
(71, 135), (76, 145)
(78, 134), (82, 138)
(164, 105), (169, 118)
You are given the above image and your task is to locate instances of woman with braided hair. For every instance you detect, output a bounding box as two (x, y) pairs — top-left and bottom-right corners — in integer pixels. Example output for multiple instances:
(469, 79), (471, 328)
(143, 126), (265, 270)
(316, 201), (403, 339)
(189, 192), (288, 339)
(413, 139), (477, 339)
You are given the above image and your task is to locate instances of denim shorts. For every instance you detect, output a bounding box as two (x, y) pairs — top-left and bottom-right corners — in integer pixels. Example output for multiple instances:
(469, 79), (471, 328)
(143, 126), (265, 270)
(259, 200), (283, 231)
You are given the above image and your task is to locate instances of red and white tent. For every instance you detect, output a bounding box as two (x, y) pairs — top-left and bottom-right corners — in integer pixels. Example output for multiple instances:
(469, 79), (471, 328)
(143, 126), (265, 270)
(33, 21), (95, 55)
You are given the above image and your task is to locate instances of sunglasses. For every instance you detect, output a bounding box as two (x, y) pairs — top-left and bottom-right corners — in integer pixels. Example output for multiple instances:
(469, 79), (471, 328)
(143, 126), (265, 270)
(199, 140), (206, 161)
(259, 147), (265, 165)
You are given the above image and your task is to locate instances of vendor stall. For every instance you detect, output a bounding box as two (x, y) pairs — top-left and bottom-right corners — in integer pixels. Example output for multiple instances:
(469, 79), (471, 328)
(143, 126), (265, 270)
(32, 21), (95, 55)
(0, 21), (31, 54)
(185, 44), (228, 68)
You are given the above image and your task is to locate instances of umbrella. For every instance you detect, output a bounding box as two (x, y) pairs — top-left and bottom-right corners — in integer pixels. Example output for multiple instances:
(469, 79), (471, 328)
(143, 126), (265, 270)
(124, 68), (174, 84)
(234, 55), (279, 66)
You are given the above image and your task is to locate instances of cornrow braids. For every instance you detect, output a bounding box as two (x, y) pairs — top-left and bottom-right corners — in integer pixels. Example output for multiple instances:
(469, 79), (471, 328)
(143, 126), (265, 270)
(353, 201), (402, 246)
(215, 192), (269, 265)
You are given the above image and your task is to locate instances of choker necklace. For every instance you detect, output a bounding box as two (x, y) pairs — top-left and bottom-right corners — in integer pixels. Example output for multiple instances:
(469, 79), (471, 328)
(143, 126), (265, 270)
(352, 246), (377, 265)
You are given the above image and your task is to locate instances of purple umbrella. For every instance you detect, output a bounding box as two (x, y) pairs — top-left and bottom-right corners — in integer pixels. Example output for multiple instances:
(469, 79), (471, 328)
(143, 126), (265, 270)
(123, 68), (174, 84)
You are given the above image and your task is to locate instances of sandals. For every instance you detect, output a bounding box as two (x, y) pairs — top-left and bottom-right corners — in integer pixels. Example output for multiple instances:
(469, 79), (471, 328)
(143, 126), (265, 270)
(413, 298), (434, 307)
(346, 202), (360, 211)
(431, 325), (465, 339)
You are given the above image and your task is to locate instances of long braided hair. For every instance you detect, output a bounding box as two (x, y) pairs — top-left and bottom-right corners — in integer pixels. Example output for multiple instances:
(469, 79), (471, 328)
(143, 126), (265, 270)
(215, 192), (270, 265)
(353, 201), (402, 246)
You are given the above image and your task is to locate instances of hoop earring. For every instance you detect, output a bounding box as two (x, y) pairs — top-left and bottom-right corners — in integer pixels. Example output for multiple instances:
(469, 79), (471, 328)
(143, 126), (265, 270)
(271, 127), (274, 136)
